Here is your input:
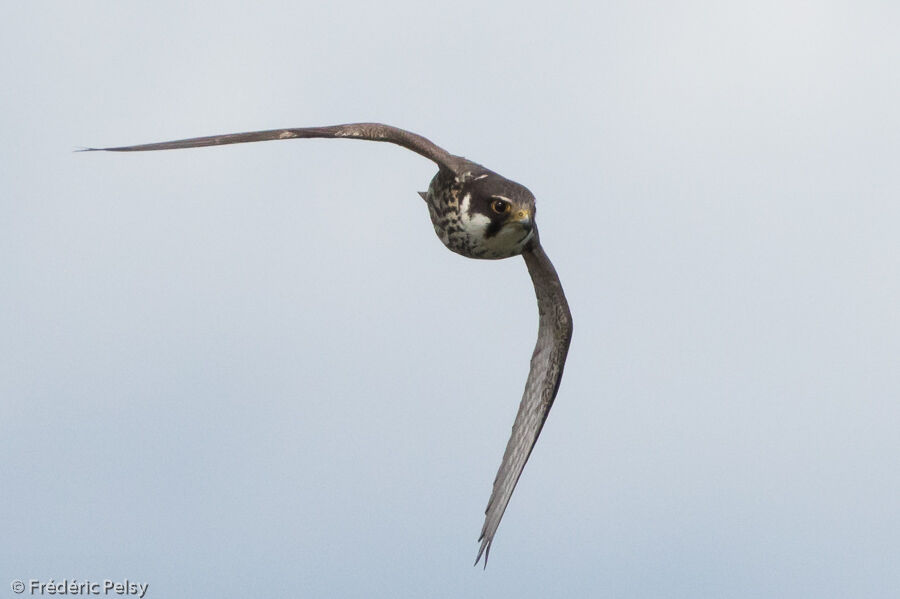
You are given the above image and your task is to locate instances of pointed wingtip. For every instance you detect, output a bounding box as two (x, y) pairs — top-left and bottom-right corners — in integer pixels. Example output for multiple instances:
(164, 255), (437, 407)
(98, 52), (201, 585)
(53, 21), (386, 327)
(473, 540), (491, 569)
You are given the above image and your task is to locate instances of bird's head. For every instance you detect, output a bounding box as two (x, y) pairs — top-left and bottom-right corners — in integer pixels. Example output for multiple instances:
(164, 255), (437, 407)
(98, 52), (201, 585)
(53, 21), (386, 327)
(453, 171), (536, 259)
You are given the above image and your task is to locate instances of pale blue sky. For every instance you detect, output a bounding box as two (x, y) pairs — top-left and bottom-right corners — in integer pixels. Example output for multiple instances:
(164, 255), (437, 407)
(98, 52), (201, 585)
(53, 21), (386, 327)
(2, 1), (899, 597)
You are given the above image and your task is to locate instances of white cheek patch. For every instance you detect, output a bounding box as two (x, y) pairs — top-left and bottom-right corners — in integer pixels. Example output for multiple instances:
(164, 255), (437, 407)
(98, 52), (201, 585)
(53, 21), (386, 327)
(460, 192), (471, 214)
(465, 212), (492, 231)
(458, 193), (491, 232)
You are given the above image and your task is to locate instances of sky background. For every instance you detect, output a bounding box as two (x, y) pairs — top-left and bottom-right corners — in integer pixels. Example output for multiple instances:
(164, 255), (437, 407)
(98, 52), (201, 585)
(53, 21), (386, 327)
(2, 1), (899, 597)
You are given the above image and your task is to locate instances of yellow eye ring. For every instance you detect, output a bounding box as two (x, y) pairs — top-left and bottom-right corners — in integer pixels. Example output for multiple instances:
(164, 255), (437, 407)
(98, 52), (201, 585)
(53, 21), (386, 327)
(491, 199), (511, 214)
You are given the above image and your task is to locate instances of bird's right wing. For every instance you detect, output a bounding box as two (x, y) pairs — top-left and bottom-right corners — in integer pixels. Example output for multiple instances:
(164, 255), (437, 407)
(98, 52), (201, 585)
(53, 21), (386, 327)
(81, 123), (466, 173)
(475, 239), (573, 566)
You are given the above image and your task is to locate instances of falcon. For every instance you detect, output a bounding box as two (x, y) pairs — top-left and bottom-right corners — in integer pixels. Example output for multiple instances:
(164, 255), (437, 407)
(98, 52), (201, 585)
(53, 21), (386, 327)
(83, 123), (573, 566)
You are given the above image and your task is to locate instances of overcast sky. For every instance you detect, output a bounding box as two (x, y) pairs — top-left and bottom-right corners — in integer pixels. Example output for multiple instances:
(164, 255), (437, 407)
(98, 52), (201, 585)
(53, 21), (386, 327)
(2, 1), (899, 597)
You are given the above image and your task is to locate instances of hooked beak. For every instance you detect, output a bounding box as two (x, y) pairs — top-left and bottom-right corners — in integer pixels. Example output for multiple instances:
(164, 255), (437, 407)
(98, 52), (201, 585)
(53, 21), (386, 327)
(513, 209), (532, 231)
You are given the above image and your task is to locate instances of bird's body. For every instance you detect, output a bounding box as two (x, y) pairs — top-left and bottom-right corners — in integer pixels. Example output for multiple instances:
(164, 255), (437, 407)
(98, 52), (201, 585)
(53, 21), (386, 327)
(423, 166), (536, 259)
(83, 123), (572, 566)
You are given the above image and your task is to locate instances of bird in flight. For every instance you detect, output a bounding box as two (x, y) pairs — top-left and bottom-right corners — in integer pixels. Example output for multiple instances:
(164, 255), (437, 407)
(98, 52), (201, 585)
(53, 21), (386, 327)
(83, 123), (573, 566)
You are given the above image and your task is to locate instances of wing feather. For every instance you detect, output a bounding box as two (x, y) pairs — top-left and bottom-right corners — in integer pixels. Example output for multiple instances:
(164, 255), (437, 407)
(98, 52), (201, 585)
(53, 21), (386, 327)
(475, 239), (573, 566)
(83, 122), (571, 565)
(81, 122), (465, 173)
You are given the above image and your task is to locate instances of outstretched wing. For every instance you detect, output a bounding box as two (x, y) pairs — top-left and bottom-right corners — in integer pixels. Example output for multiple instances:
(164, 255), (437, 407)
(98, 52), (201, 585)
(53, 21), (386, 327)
(81, 122), (465, 173)
(475, 239), (573, 567)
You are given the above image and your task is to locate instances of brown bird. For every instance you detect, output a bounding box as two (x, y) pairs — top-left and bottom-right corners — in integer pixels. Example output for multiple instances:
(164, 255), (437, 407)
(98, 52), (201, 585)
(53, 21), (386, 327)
(83, 123), (573, 566)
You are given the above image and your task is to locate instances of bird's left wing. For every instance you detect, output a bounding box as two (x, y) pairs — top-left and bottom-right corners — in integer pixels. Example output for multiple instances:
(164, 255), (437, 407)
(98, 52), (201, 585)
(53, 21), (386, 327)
(81, 123), (466, 173)
(475, 238), (573, 566)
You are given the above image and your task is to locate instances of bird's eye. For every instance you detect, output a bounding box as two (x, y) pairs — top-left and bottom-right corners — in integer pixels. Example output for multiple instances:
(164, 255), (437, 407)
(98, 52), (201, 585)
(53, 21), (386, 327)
(491, 199), (511, 214)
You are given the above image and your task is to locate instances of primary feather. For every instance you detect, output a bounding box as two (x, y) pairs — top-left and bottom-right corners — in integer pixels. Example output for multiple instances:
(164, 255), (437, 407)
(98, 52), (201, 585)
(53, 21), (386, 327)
(475, 240), (573, 566)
